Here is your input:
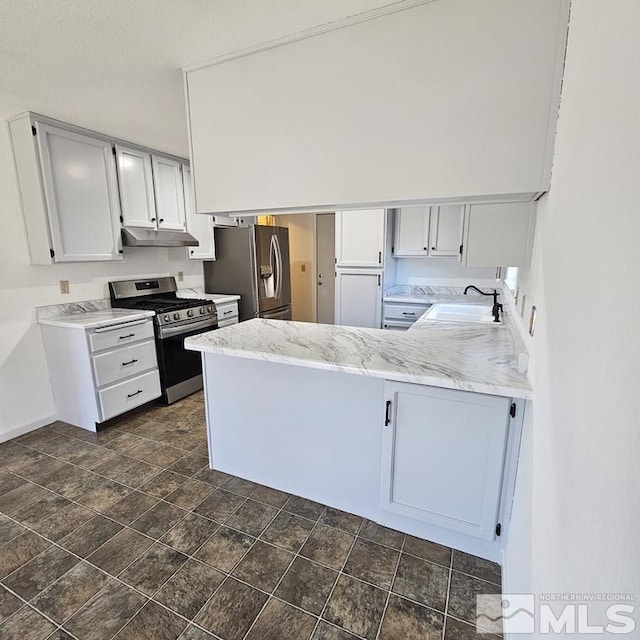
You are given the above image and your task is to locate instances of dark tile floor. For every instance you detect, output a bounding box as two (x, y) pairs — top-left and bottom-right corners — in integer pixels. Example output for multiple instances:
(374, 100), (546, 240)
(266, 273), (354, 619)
(0, 392), (503, 640)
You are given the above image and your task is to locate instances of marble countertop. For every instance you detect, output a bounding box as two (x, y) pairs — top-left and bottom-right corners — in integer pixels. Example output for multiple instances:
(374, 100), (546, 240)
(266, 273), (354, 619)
(176, 288), (240, 305)
(38, 309), (155, 330)
(207, 294), (241, 305)
(185, 307), (532, 399)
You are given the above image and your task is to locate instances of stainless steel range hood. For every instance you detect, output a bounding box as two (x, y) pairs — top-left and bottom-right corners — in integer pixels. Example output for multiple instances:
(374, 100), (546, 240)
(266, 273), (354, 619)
(121, 228), (199, 248)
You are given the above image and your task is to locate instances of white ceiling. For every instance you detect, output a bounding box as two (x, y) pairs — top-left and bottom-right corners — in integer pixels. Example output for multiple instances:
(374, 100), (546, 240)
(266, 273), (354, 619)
(0, 0), (402, 156)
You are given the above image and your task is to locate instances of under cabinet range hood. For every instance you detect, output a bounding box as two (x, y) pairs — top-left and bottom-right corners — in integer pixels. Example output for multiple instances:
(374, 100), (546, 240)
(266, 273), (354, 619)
(121, 228), (199, 248)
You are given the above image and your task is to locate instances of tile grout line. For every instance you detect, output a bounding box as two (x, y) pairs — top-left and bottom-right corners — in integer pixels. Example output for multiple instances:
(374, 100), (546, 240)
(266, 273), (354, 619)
(374, 533), (406, 640)
(310, 517), (367, 639)
(441, 546), (454, 640)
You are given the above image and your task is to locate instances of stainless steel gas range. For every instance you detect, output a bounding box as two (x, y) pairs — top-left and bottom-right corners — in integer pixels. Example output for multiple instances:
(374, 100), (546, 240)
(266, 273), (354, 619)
(109, 276), (218, 404)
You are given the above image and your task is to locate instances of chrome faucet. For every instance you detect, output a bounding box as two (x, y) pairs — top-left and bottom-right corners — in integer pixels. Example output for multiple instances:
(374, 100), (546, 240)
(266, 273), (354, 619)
(463, 285), (503, 323)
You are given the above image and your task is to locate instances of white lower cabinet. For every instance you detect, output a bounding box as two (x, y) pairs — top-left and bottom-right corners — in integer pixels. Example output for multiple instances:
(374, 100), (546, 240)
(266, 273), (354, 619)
(380, 381), (511, 540)
(382, 302), (431, 330)
(335, 269), (382, 328)
(40, 318), (161, 431)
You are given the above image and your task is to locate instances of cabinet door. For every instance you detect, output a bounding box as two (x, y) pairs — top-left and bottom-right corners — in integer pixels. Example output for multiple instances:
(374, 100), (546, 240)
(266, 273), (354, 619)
(393, 206), (429, 256)
(335, 269), (382, 328)
(183, 165), (216, 260)
(381, 382), (510, 540)
(335, 209), (385, 267)
(429, 205), (464, 257)
(463, 202), (534, 267)
(152, 155), (186, 231)
(115, 145), (156, 229)
(36, 124), (123, 262)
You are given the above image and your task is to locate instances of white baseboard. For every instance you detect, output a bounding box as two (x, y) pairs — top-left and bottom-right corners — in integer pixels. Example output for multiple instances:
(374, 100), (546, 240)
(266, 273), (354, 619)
(0, 415), (56, 443)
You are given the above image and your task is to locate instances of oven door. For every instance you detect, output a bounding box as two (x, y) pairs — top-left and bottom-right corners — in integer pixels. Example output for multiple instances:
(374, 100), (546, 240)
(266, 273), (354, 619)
(155, 319), (217, 403)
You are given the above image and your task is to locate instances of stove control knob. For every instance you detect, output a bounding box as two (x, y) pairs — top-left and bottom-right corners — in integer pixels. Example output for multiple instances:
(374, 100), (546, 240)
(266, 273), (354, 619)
(199, 307), (206, 315)
(187, 309), (194, 317)
(173, 312), (180, 320)
(163, 315), (170, 322)
(207, 305), (213, 313)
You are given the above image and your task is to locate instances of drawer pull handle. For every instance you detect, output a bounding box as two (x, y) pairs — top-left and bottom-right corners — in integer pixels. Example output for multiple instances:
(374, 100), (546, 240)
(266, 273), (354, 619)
(223, 310), (234, 315)
(119, 333), (135, 340)
(384, 400), (392, 426)
(122, 359), (138, 366)
(402, 312), (416, 316)
(127, 389), (143, 398)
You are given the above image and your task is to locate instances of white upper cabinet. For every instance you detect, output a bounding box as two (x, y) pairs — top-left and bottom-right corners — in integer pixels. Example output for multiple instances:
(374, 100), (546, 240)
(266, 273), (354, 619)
(335, 269), (382, 328)
(380, 382), (511, 540)
(185, 1), (569, 213)
(35, 123), (122, 263)
(335, 209), (385, 267)
(115, 145), (156, 229)
(183, 164), (216, 260)
(393, 205), (464, 258)
(151, 156), (186, 231)
(463, 202), (534, 267)
(393, 207), (429, 256)
(429, 205), (464, 257)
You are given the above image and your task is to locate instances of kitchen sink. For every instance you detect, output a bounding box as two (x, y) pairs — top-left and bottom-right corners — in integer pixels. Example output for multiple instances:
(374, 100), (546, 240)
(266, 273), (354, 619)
(422, 303), (500, 324)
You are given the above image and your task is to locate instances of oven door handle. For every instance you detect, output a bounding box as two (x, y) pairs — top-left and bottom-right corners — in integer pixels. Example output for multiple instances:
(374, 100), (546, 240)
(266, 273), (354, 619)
(158, 318), (218, 339)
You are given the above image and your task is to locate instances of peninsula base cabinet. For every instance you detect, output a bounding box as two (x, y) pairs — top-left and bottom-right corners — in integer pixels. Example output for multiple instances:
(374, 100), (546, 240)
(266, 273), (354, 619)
(201, 353), (525, 561)
(40, 318), (161, 431)
(381, 382), (511, 540)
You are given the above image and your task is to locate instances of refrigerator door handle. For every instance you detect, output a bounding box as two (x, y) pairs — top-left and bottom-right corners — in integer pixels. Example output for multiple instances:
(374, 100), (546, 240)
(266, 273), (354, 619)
(272, 234), (283, 300)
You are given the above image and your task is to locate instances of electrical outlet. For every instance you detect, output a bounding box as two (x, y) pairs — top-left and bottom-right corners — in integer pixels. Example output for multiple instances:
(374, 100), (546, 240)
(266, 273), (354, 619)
(59, 280), (69, 294)
(177, 271), (184, 282)
(301, 264), (306, 272)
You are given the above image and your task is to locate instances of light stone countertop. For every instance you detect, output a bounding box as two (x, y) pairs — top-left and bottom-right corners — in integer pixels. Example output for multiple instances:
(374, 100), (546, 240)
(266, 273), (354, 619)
(185, 305), (532, 399)
(38, 309), (155, 330)
(176, 288), (240, 305)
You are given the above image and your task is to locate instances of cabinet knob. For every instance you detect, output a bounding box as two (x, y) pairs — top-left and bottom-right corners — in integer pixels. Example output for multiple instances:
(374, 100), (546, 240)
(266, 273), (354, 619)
(159, 218), (164, 223)
(151, 217), (156, 223)
(423, 247), (427, 251)
(431, 247), (436, 250)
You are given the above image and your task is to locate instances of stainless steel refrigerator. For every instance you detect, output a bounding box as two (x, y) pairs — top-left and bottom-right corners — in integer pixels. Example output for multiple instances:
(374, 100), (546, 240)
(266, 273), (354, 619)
(203, 225), (292, 322)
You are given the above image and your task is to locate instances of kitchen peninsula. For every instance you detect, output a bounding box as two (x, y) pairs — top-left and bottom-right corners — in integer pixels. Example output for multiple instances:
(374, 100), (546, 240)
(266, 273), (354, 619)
(185, 300), (530, 561)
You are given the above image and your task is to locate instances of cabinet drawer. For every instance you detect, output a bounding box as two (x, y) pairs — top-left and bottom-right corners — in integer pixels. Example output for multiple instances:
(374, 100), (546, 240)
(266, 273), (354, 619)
(98, 369), (161, 422)
(89, 319), (154, 352)
(92, 340), (158, 388)
(383, 303), (431, 322)
(216, 301), (238, 322)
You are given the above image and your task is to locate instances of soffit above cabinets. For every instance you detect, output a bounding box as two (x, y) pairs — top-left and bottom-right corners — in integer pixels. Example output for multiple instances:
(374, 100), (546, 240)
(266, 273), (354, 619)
(184, 0), (570, 214)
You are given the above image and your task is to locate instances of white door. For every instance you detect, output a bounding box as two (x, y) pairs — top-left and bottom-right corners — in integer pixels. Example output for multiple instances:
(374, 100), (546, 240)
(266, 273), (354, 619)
(380, 382), (510, 540)
(335, 269), (382, 328)
(429, 204), (464, 257)
(335, 209), (385, 267)
(183, 165), (215, 260)
(36, 123), (122, 262)
(316, 213), (335, 325)
(152, 156), (186, 231)
(463, 202), (534, 267)
(115, 145), (156, 229)
(393, 206), (429, 256)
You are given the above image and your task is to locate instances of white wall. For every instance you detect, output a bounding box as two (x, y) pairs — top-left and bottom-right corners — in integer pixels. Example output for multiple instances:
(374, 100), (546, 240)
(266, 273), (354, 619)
(0, 125), (203, 441)
(393, 257), (497, 286)
(505, 0), (640, 628)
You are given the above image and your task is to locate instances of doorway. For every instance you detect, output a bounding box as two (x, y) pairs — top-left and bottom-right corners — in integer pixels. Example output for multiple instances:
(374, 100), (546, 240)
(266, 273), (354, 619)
(316, 213), (335, 324)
